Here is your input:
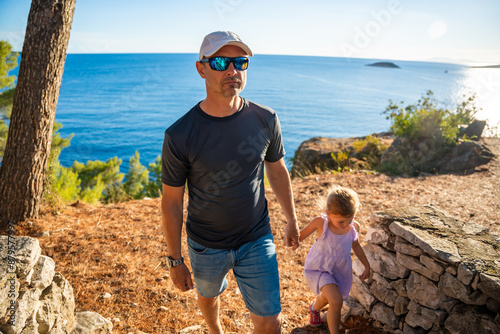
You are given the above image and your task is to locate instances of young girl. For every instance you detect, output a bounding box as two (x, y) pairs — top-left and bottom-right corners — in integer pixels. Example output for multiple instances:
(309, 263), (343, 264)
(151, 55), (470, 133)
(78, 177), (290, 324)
(300, 185), (370, 334)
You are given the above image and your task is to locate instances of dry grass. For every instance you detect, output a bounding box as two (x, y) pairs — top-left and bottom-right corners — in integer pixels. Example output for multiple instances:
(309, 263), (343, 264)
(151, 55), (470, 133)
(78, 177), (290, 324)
(3, 138), (499, 334)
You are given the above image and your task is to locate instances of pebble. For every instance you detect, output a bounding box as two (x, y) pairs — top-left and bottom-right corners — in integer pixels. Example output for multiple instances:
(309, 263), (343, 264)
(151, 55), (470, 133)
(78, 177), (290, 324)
(179, 325), (201, 333)
(103, 292), (111, 299)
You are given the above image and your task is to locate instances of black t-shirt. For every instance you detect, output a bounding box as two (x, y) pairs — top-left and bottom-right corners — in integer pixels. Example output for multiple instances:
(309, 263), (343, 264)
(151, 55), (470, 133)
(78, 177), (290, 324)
(161, 98), (285, 249)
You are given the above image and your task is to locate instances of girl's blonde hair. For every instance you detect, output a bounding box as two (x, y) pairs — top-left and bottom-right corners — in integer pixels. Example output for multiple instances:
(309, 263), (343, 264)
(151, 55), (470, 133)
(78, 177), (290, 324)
(318, 184), (360, 217)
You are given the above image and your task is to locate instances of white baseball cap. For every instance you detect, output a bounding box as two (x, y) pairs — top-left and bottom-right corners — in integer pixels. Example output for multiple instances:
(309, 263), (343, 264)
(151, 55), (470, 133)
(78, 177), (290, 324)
(199, 31), (253, 61)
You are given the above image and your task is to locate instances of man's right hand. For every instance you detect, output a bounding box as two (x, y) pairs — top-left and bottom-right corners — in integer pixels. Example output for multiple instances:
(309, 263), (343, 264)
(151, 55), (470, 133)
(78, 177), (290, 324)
(170, 263), (194, 292)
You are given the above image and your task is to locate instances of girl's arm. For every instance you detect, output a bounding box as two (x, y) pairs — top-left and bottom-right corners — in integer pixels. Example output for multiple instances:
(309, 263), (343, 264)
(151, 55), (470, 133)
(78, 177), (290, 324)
(352, 221), (371, 280)
(299, 217), (323, 242)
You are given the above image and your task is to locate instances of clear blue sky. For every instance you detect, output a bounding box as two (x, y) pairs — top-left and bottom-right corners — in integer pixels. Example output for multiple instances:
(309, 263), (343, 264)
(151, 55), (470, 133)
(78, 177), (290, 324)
(1, 0), (499, 65)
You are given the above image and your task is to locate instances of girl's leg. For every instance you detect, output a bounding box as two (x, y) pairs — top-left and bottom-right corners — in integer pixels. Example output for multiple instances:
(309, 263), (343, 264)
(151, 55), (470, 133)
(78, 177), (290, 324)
(319, 284), (343, 334)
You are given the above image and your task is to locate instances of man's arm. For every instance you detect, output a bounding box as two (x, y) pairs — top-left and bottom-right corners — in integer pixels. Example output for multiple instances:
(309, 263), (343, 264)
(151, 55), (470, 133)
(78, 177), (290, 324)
(161, 183), (193, 291)
(264, 158), (300, 250)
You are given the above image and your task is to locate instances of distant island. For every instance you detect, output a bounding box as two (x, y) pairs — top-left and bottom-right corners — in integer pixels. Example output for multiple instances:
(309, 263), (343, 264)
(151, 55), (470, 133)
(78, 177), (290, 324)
(471, 64), (500, 69)
(366, 61), (400, 68)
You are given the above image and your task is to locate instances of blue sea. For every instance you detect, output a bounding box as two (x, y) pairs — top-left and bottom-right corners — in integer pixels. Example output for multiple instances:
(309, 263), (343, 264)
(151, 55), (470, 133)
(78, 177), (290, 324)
(25, 54), (500, 169)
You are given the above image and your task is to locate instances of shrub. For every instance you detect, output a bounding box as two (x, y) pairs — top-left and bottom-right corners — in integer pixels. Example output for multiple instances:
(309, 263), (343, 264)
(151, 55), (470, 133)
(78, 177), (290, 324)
(380, 91), (481, 176)
(383, 90), (478, 147)
(123, 151), (149, 199)
(145, 155), (162, 198)
(72, 157), (125, 203)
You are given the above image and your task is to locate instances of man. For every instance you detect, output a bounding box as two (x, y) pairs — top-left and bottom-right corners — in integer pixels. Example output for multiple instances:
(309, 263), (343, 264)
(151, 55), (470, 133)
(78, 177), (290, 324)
(161, 31), (299, 334)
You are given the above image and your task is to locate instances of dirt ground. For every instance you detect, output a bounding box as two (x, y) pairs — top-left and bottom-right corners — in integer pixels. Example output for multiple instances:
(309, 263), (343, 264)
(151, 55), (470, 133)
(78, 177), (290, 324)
(5, 137), (499, 333)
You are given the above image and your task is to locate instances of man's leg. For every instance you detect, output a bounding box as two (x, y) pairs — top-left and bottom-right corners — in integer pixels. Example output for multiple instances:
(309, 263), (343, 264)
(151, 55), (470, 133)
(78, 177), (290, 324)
(233, 234), (282, 333)
(197, 293), (223, 334)
(187, 236), (231, 334)
(250, 313), (281, 334)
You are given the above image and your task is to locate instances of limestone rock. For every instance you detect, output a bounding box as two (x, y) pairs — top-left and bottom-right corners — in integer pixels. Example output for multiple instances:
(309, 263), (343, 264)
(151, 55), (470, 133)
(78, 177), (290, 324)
(0, 265), (20, 325)
(458, 120), (487, 140)
(437, 140), (495, 173)
(390, 279), (408, 298)
(438, 272), (489, 305)
(419, 255), (445, 276)
(406, 272), (445, 310)
(371, 272), (392, 290)
(0, 236), (41, 280)
(341, 297), (365, 323)
(365, 243), (410, 280)
(350, 275), (376, 311)
(30, 255), (55, 291)
(405, 301), (446, 330)
(444, 304), (500, 334)
(71, 311), (113, 333)
(390, 221), (461, 264)
(370, 302), (399, 328)
(396, 252), (440, 282)
(37, 272), (76, 333)
(369, 281), (399, 307)
(0, 236), (110, 334)
(394, 296), (410, 316)
(402, 323), (427, 334)
(478, 273), (500, 301)
(395, 238), (422, 257)
(365, 224), (391, 247)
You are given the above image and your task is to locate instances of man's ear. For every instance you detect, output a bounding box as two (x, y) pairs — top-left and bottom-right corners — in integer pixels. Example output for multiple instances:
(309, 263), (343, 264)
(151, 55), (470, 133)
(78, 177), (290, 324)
(196, 61), (206, 79)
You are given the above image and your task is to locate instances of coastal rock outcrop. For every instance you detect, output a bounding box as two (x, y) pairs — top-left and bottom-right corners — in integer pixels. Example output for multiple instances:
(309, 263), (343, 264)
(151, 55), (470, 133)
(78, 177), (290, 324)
(291, 123), (496, 177)
(290, 133), (393, 178)
(347, 205), (500, 334)
(0, 235), (112, 334)
(380, 136), (495, 175)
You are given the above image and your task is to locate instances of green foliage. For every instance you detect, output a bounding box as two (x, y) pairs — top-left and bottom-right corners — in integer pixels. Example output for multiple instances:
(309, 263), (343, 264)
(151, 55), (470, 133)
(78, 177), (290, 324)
(52, 161), (80, 202)
(72, 157), (124, 191)
(43, 123), (79, 212)
(103, 183), (131, 204)
(145, 155), (162, 198)
(330, 150), (350, 171)
(1, 41), (166, 206)
(0, 40), (18, 90)
(72, 157), (125, 203)
(123, 151), (149, 199)
(327, 135), (389, 173)
(380, 91), (481, 176)
(0, 41), (19, 159)
(352, 134), (388, 169)
(383, 90), (478, 147)
(80, 174), (106, 204)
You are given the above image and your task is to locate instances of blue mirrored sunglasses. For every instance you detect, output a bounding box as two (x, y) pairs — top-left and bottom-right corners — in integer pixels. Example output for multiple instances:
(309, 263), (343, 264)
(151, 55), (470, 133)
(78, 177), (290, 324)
(200, 56), (249, 71)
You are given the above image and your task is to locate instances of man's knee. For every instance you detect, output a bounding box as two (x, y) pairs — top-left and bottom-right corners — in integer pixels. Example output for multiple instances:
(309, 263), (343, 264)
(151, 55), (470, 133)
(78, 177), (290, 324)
(251, 313), (281, 334)
(197, 293), (219, 307)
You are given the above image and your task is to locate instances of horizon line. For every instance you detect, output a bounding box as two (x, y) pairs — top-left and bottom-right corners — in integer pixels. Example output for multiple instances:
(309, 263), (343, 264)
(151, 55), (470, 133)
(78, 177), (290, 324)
(11, 50), (499, 67)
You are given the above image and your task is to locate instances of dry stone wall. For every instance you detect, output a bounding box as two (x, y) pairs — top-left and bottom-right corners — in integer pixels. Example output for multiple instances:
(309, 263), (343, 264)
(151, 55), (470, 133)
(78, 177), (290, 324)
(0, 235), (112, 334)
(347, 205), (500, 334)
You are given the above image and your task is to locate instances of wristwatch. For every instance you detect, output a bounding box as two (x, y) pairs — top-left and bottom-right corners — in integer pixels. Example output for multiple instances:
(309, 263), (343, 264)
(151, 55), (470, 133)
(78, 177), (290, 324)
(166, 256), (184, 269)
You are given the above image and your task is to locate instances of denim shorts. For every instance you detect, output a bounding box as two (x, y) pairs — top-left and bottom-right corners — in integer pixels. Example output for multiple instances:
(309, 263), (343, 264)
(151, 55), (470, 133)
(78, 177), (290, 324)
(187, 233), (281, 317)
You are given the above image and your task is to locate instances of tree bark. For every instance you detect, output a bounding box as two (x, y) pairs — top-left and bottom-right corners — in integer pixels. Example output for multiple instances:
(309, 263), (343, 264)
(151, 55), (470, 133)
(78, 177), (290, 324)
(0, 0), (77, 227)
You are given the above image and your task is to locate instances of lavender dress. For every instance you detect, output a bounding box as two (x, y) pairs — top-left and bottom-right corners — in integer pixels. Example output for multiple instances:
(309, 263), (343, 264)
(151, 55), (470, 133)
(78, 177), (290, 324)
(304, 214), (358, 300)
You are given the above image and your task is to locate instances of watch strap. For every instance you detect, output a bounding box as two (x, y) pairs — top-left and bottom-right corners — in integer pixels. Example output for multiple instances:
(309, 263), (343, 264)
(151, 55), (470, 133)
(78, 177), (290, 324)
(166, 256), (184, 268)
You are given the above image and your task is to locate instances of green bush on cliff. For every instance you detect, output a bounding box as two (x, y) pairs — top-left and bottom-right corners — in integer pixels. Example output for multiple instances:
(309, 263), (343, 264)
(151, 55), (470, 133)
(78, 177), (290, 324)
(383, 90), (478, 147)
(379, 91), (481, 175)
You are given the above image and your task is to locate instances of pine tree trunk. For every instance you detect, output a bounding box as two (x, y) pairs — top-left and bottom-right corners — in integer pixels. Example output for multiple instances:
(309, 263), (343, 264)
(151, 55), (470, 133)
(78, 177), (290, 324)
(0, 0), (76, 227)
